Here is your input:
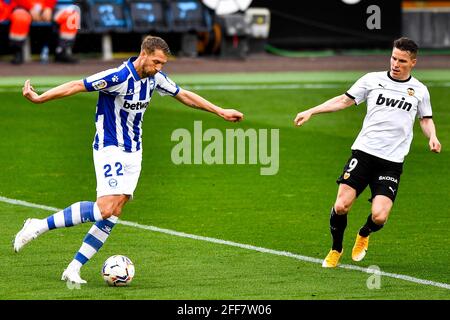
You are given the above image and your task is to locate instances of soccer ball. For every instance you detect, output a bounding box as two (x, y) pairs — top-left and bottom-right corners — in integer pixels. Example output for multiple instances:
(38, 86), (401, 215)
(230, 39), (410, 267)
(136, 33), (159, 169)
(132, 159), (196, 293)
(102, 255), (135, 286)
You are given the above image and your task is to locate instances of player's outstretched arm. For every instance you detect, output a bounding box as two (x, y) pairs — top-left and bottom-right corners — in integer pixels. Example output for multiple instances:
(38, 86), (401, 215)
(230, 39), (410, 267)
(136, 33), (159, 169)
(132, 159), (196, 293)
(22, 79), (87, 104)
(294, 94), (355, 126)
(419, 117), (442, 153)
(174, 88), (243, 122)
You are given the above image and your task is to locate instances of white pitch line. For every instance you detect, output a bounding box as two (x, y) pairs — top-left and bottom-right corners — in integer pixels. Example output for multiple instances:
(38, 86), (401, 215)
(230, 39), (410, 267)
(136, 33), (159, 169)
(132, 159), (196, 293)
(1, 195), (449, 291)
(0, 196), (60, 212)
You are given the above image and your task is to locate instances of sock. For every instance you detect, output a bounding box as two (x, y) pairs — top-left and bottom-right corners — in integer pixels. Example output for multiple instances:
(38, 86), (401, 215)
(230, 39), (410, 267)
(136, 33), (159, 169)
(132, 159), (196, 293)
(330, 207), (347, 252)
(359, 214), (384, 237)
(44, 201), (103, 232)
(67, 215), (119, 271)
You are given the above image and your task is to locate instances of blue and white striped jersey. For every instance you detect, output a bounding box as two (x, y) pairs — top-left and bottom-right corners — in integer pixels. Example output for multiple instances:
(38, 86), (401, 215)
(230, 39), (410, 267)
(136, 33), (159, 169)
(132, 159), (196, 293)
(83, 57), (179, 153)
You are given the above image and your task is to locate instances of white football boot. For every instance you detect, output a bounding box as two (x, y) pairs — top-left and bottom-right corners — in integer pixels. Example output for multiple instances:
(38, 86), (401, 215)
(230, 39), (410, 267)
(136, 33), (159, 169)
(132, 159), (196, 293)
(13, 218), (46, 252)
(61, 268), (87, 284)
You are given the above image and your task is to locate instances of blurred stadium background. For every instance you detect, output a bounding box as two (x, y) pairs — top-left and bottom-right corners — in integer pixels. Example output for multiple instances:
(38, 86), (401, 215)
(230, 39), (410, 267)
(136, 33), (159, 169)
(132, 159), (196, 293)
(1, 0), (450, 68)
(0, 0), (449, 300)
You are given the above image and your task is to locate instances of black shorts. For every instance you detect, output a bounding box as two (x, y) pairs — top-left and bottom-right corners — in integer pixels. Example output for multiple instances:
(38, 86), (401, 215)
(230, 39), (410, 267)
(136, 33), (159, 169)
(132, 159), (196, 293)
(336, 150), (403, 202)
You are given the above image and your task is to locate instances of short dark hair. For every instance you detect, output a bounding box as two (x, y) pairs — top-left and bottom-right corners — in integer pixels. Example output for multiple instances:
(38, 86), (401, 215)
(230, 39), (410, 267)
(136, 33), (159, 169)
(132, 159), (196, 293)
(393, 37), (418, 58)
(141, 35), (171, 56)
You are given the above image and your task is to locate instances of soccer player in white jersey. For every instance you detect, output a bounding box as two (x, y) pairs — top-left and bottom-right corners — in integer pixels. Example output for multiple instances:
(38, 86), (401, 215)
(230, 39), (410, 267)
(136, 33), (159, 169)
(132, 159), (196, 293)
(294, 37), (441, 268)
(13, 35), (244, 283)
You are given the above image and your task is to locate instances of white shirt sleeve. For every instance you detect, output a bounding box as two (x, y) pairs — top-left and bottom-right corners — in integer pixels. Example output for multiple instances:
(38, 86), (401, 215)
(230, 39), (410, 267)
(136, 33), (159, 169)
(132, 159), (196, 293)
(417, 86), (433, 118)
(346, 73), (372, 105)
(155, 72), (180, 96)
(83, 67), (127, 93)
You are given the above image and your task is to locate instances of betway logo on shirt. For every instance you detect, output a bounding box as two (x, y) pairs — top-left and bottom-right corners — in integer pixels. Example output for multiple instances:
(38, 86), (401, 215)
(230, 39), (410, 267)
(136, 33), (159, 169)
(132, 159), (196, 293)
(376, 94), (412, 111)
(123, 100), (149, 110)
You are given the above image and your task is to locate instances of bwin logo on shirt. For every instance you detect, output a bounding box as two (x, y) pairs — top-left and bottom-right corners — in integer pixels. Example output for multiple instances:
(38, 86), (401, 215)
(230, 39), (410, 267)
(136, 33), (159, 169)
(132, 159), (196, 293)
(123, 100), (149, 110)
(376, 94), (412, 111)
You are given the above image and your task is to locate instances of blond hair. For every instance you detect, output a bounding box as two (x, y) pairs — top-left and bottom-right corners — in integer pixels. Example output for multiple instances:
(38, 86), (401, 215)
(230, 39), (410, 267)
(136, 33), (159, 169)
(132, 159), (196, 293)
(141, 35), (171, 56)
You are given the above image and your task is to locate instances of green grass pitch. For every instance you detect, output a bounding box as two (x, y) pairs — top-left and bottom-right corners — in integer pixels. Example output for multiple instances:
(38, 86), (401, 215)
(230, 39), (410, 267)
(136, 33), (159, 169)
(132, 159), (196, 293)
(0, 70), (449, 299)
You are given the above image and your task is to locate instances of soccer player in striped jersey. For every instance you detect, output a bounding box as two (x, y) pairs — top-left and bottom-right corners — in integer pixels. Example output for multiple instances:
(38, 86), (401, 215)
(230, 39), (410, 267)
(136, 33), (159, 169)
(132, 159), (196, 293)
(14, 35), (244, 284)
(294, 37), (441, 268)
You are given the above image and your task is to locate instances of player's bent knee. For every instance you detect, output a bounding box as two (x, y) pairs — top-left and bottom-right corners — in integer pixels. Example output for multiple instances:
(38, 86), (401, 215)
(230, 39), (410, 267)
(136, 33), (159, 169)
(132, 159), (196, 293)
(97, 206), (114, 219)
(334, 201), (351, 215)
(371, 209), (389, 225)
(372, 213), (388, 225)
(98, 206), (123, 219)
(96, 197), (127, 218)
(96, 200), (115, 219)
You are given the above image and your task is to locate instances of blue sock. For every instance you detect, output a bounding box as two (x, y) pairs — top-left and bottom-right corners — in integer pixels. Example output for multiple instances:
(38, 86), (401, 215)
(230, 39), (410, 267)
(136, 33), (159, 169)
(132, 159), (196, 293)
(45, 201), (103, 231)
(67, 215), (119, 270)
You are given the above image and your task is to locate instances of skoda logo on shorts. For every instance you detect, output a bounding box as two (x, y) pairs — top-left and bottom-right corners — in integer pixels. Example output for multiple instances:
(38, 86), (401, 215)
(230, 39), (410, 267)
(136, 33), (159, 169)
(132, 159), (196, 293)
(108, 178), (118, 188)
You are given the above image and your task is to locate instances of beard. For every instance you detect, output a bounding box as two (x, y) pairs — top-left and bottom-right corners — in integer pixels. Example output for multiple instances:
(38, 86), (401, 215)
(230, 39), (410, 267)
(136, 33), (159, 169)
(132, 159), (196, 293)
(141, 69), (157, 78)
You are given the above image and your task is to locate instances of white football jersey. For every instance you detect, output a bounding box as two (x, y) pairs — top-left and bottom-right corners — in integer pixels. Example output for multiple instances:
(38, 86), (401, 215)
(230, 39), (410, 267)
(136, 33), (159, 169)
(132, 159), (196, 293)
(83, 57), (179, 153)
(346, 71), (432, 163)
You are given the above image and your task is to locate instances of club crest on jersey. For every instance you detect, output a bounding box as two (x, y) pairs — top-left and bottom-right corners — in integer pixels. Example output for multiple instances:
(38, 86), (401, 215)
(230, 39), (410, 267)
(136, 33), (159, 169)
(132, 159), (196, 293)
(92, 80), (107, 90)
(108, 178), (118, 188)
(376, 93), (412, 112)
(343, 172), (350, 180)
(407, 88), (415, 96)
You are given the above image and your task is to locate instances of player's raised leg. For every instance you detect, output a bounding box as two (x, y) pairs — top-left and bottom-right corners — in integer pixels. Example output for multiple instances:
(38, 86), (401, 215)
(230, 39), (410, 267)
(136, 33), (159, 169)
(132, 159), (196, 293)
(352, 195), (393, 261)
(13, 201), (104, 252)
(322, 184), (357, 268)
